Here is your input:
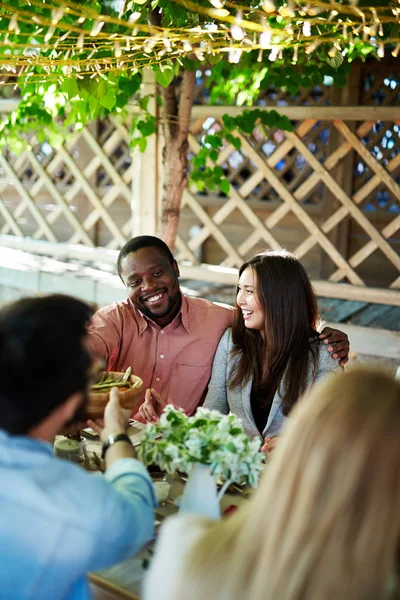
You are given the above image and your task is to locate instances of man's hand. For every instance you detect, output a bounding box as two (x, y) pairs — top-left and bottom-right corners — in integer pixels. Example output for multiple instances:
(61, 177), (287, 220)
(138, 388), (167, 423)
(319, 327), (349, 367)
(261, 436), (278, 454)
(88, 387), (131, 444)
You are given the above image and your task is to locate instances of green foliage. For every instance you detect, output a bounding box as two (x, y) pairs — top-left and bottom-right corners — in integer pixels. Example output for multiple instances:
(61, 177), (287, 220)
(129, 94), (158, 152)
(137, 405), (264, 487)
(153, 64), (175, 88)
(0, 0), (391, 164)
(206, 50), (353, 107)
(0, 70), (142, 152)
(189, 109), (294, 196)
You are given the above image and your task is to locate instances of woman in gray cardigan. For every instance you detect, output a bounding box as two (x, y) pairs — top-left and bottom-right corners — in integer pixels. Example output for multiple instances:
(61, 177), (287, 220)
(203, 250), (340, 446)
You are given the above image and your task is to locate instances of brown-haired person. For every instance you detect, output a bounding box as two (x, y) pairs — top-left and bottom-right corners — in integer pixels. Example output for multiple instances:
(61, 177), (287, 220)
(203, 250), (341, 448)
(0, 295), (156, 600)
(143, 368), (400, 600)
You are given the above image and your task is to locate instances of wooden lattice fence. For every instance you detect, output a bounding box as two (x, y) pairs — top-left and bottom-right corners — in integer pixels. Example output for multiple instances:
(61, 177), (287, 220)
(177, 108), (400, 295)
(0, 116), (134, 249)
(0, 61), (399, 306)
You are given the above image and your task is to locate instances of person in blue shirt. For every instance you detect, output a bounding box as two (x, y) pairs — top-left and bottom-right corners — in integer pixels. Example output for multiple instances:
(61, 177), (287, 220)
(0, 294), (156, 600)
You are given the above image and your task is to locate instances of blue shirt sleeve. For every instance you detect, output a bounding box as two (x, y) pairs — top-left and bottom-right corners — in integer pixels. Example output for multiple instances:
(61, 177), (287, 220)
(84, 458), (157, 571)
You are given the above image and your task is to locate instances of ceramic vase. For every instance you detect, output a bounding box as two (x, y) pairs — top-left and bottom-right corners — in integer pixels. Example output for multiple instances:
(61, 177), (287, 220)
(180, 464), (221, 520)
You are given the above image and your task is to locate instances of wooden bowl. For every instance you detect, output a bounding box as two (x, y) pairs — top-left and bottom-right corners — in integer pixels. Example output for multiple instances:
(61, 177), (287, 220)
(86, 372), (143, 420)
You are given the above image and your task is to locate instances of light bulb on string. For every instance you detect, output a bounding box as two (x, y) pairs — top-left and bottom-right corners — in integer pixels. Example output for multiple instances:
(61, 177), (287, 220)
(302, 21), (311, 37)
(260, 29), (272, 48)
(262, 0), (276, 14)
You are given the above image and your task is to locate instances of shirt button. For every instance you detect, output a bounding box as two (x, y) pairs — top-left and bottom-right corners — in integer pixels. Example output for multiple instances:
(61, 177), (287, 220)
(155, 377), (160, 382)
(160, 354), (165, 359)
(160, 330), (165, 335)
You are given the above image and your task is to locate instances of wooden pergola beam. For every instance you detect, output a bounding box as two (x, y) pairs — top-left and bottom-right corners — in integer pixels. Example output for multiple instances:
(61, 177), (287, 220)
(192, 106), (400, 121)
(1, 99), (398, 122)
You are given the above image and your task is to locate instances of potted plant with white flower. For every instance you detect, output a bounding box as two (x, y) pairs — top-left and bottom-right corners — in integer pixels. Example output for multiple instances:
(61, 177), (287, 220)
(138, 405), (264, 519)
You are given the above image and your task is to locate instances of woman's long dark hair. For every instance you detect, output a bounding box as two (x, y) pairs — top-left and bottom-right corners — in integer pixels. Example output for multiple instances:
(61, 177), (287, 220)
(230, 250), (320, 416)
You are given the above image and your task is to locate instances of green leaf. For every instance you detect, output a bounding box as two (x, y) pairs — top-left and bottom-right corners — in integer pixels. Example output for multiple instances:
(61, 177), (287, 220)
(137, 137), (147, 152)
(209, 149), (218, 162)
(154, 65), (174, 88)
(222, 114), (235, 132)
(229, 135), (242, 151)
(139, 95), (150, 111)
(36, 130), (46, 143)
(61, 78), (80, 99)
(47, 129), (64, 148)
(194, 179), (205, 192)
(207, 54), (222, 65)
(119, 75), (141, 96)
(205, 134), (222, 149)
(326, 52), (344, 69)
(99, 89), (116, 110)
(220, 178), (230, 195)
(89, 95), (99, 114)
(138, 117), (157, 137)
(180, 58), (198, 72)
(193, 155), (206, 168)
(116, 92), (129, 108)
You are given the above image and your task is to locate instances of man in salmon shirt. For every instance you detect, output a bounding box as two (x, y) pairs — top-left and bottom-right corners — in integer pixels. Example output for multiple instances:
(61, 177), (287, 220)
(88, 236), (350, 421)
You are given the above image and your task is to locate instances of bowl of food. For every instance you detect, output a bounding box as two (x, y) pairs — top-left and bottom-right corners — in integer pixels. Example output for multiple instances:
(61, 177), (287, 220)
(86, 367), (143, 420)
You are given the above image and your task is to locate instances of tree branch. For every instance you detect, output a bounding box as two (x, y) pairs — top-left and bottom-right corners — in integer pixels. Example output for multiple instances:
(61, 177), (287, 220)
(161, 83), (179, 141)
(177, 69), (196, 146)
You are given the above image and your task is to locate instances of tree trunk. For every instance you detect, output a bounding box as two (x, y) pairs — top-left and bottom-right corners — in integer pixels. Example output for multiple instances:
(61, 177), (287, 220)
(160, 69), (196, 252)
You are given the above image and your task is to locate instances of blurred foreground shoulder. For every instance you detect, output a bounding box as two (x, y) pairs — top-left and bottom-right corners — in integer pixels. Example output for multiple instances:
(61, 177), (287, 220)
(142, 514), (207, 600)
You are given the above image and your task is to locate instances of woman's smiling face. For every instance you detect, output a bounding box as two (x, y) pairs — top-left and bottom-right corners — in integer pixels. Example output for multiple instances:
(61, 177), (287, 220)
(236, 267), (265, 332)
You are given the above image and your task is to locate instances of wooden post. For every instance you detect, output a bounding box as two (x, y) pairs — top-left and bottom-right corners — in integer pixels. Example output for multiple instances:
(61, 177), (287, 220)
(320, 62), (361, 278)
(131, 69), (161, 237)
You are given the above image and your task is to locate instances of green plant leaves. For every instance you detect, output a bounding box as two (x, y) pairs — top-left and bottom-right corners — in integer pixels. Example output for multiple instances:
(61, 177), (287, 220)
(326, 52), (344, 69)
(99, 88), (117, 110)
(137, 405), (265, 486)
(190, 108), (293, 195)
(0, 69), (143, 153)
(153, 65), (175, 87)
(61, 78), (80, 100)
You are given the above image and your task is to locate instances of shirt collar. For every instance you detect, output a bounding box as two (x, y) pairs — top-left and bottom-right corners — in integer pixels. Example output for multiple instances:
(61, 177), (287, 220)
(179, 293), (191, 333)
(135, 292), (190, 334)
(0, 429), (53, 456)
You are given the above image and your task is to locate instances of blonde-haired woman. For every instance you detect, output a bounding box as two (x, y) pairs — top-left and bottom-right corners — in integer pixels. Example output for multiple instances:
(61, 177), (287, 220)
(143, 368), (400, 600)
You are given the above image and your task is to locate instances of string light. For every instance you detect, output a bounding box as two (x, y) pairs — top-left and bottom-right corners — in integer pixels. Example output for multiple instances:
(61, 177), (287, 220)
(302, 21), (312, 37)
(0, 0), (397, 80)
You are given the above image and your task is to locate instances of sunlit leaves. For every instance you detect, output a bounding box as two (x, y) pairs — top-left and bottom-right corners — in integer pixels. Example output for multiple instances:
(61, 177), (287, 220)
(206, 52), (353, 107)
(0, 0), (386, 160)
(129, 94), (158, 152)
(0, 70), (142, 153)
(189, 108), (293, 195)
(153, 64), (175, 88)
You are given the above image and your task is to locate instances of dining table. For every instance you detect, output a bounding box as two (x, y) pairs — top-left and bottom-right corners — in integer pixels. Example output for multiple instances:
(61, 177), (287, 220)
(76, 421), (252, 600)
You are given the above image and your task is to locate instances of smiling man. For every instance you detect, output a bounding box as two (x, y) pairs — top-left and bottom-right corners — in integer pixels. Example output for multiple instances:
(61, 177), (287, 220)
(88, 236), (350, 420)
(88, 236), (233, 418)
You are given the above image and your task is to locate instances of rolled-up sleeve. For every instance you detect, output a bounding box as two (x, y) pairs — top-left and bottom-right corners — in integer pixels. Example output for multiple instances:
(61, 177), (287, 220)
(87, 307), (123, 367)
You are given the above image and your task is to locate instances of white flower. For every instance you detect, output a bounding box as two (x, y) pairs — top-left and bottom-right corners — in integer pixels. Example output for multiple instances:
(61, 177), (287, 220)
(139, 406), (265, 488)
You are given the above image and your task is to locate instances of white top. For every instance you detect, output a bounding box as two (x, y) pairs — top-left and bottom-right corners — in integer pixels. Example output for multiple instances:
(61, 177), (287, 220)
(142, 514), (207, 600)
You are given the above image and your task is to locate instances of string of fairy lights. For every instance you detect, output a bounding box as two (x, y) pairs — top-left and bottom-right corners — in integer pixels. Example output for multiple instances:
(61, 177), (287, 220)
(0, 0), (398, 84)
